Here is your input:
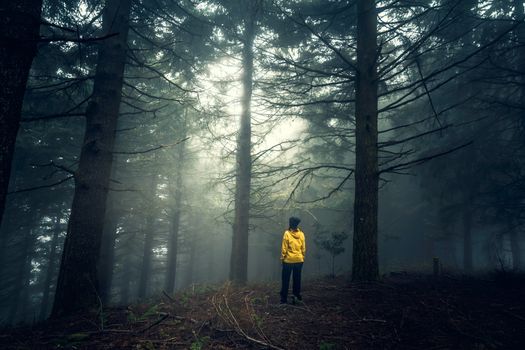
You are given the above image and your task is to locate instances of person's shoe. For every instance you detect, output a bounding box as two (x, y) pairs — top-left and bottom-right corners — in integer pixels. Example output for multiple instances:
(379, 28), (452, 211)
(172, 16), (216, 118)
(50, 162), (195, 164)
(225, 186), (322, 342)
(292, 295), (303, 305)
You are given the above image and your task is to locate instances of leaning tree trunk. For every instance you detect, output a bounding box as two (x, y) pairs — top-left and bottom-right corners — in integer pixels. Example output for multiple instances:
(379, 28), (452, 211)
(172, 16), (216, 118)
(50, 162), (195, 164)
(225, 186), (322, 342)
(352, 0), (379, 281)
(51, 0), (131, 318)
(229, 1), (257, 285)
(165, 123), (187, 294)
(0, 0), (43, 228)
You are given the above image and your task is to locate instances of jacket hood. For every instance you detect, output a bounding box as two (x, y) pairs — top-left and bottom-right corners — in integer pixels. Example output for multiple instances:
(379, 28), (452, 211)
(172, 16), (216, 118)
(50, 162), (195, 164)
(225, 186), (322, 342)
(289, 229), (302, 239)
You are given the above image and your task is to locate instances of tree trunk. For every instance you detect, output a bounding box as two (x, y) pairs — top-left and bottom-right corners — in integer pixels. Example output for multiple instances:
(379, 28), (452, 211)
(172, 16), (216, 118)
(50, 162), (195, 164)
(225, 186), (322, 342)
(0, 0), (43, 227)
(462, 207), (473, 272)
(8, 229), (35, 323)
(98, 195), (119, 304)
(165, 206), (181, 293)
(0, 205), (16, 289)
(120, 233), (134, 305)
(138, 217), (154, 299)
(165, 123), (187, 294)
(40, 216), (61, 320)
(514, 0), (525, 131)
(510, 228), (521, 271)
(51, 0), (131, 317)
(138, 175), (158, 299)
(510, 1), (524, 273)
(229, 1), (257, 285)
(352, 0), (379, 281)
(185, 236), (196, 287)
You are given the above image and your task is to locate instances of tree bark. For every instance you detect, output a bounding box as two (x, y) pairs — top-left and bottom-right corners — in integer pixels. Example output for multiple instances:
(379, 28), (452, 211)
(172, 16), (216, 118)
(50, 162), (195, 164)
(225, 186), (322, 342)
(510, 1), (524, 272)
(0, 0), (43, 227)
(138, 174), (158, 299)
(510, 228), (521, 271)
(165, 122), (187, 294)
(98, 195), (119, 305)
(39, 215), (61, 320)
(185, 236), (196, 287)
(0, 205), (16, 289)
(229, 1), (257, 285)
(462, 207), (473, 272)
(352, 0), (379, 281)
(514, 0), (525, 128)
(165, 206), (181, 293)
(51, 0), (131, 317)
(120, 233), (134, 305)
(8, 229), (35, 323)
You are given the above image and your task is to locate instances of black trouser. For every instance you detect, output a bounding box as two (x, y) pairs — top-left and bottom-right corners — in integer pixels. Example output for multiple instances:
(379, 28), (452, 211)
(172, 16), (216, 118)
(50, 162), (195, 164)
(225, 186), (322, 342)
(280, 262), (303, 302)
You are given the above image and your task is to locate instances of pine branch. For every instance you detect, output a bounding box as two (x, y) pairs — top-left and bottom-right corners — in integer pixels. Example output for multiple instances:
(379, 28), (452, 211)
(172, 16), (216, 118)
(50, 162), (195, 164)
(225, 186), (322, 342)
(8, 176), (74, 195)
(36, 32), (119, 43)
(113, 137), (190, 155)
(379, 141), (474, 174)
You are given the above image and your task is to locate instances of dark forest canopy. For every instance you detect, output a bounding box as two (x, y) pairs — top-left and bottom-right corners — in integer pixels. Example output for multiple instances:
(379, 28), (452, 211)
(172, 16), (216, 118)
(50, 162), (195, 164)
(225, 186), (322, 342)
(0, 0), (523, 326)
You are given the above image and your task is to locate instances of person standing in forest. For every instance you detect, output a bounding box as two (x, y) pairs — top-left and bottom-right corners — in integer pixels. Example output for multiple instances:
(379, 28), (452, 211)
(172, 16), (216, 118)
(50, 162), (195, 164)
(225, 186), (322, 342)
(280, 216), (306, 304)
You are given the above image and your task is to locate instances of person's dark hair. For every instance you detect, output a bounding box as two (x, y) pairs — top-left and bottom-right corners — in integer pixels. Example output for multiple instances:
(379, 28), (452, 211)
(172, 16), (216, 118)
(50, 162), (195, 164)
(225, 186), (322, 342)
(289, 216), (301, 230)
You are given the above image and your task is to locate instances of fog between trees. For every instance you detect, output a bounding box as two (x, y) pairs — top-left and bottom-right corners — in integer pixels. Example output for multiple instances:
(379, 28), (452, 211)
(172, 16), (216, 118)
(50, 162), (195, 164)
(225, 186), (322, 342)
(0, 0), (523, 324)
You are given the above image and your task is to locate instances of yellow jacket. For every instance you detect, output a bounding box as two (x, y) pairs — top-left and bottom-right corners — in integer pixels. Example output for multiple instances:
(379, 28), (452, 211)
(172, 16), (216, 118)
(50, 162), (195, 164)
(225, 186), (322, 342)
(281, 229), (306, 263)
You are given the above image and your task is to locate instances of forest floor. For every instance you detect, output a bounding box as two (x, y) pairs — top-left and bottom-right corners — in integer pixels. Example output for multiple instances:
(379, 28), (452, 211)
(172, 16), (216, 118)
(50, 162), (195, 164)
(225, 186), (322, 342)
(1, 273), (525, 349)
